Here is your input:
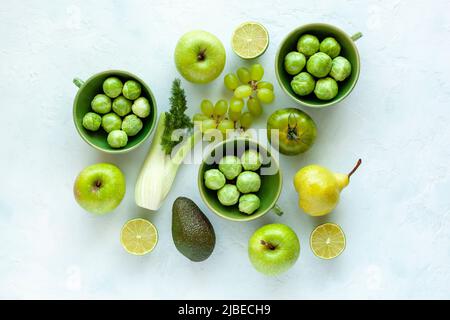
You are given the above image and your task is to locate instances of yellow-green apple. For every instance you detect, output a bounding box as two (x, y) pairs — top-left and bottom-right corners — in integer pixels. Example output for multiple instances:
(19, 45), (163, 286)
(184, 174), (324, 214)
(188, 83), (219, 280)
(174, 30), (226, 84)
(248, 224), (300, 276)
(73, 163), (125, 215)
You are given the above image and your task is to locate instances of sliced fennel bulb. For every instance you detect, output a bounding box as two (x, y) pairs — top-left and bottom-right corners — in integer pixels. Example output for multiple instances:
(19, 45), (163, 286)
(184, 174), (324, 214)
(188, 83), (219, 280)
(135, 113), (201, 211)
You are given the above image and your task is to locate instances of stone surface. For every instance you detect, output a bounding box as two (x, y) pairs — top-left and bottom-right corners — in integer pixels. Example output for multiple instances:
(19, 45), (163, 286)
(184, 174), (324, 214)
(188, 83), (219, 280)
(0, 0), (449, 299)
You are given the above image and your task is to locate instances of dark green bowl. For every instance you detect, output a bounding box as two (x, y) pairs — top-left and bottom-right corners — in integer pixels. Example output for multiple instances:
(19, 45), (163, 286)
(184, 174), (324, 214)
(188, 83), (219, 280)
(72, 70), (157, 154)
(198, 138), (282, 222)
(275, 23), (362, 108)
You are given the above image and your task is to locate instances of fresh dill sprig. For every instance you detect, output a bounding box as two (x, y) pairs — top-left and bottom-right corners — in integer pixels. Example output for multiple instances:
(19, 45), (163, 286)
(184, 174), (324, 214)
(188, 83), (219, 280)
(161, 79), (193, 154)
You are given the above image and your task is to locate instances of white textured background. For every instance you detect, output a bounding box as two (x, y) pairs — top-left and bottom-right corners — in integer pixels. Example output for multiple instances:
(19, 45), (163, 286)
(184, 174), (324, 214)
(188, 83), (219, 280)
(1, 0), (450, 299)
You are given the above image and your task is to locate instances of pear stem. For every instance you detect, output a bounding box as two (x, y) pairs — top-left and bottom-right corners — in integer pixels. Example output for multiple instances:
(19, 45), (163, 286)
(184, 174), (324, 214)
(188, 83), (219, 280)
(348, 159), (362, 179)
(260, 240), (276, 250)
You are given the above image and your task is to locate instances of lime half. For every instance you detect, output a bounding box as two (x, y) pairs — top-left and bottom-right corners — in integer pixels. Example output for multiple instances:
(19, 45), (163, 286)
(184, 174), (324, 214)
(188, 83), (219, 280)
(232, 22), (269, 59)
(310, 223), (345, 259)
(120, 218), (158, 255)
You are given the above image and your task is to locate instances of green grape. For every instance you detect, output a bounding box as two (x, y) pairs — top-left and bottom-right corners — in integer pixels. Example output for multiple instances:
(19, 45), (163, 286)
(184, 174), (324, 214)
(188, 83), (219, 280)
(224, 73), (240, 91)
(237, 67), (251, 84)
(256, 88), (275, 104)
(214, 99), (228, 117)
(229, 97), (244, 113)
(234, 85), (252, 99)
(250, 64), (264, 81)
(229, 110), (242, 122)
(240, 112), (254, 129)
(200, 99), (214, 117)
(193, 113), (209, 122)
(247, 97), (262, 117)
(218, 119), (235, 135)
(257, 81), (274, 91)
(201, 119), (217, 133)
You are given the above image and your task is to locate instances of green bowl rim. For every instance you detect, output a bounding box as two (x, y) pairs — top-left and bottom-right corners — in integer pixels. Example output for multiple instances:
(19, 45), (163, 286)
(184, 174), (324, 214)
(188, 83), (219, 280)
(275, 23), (361, 108)
(72, 69), (158, 154)
(197, 137), (283, 222)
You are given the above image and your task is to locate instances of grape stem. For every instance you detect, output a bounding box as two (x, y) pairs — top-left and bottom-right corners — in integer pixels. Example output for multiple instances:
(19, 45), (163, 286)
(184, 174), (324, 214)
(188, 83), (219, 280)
(250, 80), (258, 91)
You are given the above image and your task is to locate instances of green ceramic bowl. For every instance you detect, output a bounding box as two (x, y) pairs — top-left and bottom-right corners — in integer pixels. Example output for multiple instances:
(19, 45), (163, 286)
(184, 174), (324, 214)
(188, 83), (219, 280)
(275, 23), (362, 108)
(72, 70), (157, 153)
(198, 138), (282, 222)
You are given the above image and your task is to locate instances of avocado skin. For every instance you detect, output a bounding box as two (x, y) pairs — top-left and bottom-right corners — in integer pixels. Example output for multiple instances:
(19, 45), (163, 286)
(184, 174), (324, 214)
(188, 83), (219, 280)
(172, 197), (216, 262)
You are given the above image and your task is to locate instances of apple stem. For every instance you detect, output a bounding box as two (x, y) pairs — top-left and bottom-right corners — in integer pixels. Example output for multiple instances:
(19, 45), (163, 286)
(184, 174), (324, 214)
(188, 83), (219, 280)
(91, 180), (102, 192)
(348, 159), (362, 179)
(197, 49), (206, 61)
(260, 240), (276, 250)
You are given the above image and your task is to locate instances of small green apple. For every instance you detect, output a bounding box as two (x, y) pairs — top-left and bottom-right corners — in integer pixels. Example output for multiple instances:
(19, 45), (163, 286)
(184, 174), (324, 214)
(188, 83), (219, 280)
(248, 224), (300, 276)
(174, 30), (226, 84)
(73, 163), (126, 215)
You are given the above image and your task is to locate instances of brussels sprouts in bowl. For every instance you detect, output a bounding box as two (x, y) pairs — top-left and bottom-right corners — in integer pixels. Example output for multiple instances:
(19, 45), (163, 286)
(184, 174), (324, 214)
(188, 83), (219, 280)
(198, 138), (282, 222)
(275, 23), (362, 108)
(72, 70), (157, 154)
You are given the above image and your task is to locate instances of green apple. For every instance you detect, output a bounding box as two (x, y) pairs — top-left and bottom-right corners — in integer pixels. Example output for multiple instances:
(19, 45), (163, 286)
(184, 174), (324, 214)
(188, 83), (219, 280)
(248, 224), (300, 276)
(174, 30), (226, 84)
(73, 163), (126, 215)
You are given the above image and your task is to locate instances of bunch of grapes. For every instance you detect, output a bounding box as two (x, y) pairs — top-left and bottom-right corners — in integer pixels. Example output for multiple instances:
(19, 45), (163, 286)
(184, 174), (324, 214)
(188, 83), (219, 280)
(193, 99), (254, 136)
(193, 64), (274, 136)
(224, 63), (275, 119)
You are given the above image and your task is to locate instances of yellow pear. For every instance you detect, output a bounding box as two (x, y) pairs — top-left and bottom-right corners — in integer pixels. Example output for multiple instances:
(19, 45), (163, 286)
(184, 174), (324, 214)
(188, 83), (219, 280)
(293, 159), (361, 216)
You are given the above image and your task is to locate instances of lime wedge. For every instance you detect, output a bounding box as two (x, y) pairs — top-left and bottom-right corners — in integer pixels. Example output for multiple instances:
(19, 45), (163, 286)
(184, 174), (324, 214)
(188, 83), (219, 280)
(232, 22), (269, 59)
(120, 218), (158, 255)
(310, 223), (345, 259)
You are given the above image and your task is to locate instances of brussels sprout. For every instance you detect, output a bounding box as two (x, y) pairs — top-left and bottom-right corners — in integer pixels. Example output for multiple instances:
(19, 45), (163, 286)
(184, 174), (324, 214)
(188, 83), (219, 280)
(306, 52), (332, 78)
(82, 112), (102, 131)
(112, 96), (132, 117)
(204, 169), (226, 190)
(217, 184), (240, 206)
(218, 156), (242, 180)
(319, 37), (341, 58)
(122, 80), (142, 100)
(330, 56), (352, 81)
(239, 194), (261, 215)
(102, 113), (122, 133)
(107, 130), (128, 148)
(297, 34), (320, 56)
(91, 94), (111, 114)
(284, 51), (306, 75)
(236, 171), (261, 194)
(314, 77), (339, 100)
(241, 150), (262, 171)
(132, 97), (151, 118)
(102, 77), (123, 98)
(291, 72), (316, 96)
(122, 114), (143, 136)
